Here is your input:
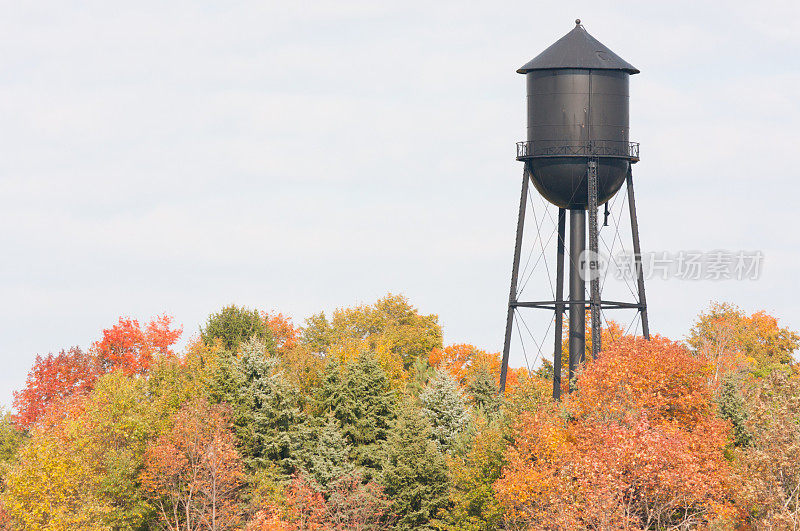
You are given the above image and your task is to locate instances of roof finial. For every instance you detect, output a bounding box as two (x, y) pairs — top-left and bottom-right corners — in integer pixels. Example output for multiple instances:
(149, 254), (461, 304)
(575, 19), (581, 25)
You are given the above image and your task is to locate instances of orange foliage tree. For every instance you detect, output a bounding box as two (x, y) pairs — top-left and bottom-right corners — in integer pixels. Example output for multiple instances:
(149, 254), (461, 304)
(249, 472), (393, 531)
(141, 398), (243, 531)
(688, 302), (800, 382)
(428, 344), (521, 391)
(549, 317), (626, 396)
(264, 312), (299, 355)
(93, 315), (182, 376)
(495, 336), (735, 529)
(264, 312), (324, 397)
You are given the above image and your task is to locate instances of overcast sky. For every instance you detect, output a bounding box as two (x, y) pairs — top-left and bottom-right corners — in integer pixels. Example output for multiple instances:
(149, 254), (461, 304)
(1, 1), (798, 408)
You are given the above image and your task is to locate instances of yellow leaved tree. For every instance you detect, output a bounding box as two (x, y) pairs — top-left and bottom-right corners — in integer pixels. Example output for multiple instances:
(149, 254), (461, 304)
(301, 293), (442, 389)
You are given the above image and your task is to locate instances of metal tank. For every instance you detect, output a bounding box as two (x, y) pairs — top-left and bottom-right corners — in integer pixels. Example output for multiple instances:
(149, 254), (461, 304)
(516, 20), (639, 208)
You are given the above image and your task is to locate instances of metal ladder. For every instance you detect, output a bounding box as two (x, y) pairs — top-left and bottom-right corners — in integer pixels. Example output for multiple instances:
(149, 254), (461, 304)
(587, 157), (601, 359)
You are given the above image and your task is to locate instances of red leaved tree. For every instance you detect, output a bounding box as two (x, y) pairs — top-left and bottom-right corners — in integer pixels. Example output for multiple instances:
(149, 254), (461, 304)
(93, 315), (182, 376)
(12, 347), (95, 429)
(13, 315), (182, 429)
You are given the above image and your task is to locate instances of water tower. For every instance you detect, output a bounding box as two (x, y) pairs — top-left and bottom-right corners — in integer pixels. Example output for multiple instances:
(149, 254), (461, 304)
(499, 20), (650, 399)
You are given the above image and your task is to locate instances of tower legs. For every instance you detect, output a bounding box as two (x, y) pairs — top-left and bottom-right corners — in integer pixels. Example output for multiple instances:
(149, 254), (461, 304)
(500, 166), (530, 395)
(626, 166), (650, 339)
(553, 208), (566, 400)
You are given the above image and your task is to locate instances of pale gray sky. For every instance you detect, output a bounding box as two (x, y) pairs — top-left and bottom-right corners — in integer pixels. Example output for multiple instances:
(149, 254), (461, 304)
(1, 1), (799, 407)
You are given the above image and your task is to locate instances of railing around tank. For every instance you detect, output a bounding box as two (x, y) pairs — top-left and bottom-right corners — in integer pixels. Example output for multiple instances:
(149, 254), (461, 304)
(516, 140), (639, 161)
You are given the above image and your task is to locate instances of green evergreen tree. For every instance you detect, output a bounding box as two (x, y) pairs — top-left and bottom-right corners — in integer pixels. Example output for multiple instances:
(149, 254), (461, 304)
(382, 401), (451, 530)
(420, 369), (470, 452)
(407, 357), (435, 398)
(306, 413), (355, 488)
(318, 358), (346, 416)
(718, 370), (751, 447)
(466, 366), (500, 416)
(534, 359), (554, 380)
(320, 352), (396, 480)
(201, 304), (274, 352)
(210, 338), (305, 476)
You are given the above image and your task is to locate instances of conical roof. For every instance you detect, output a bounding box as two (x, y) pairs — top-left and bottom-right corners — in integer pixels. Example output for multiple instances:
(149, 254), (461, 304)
(517, 20), (639, 74)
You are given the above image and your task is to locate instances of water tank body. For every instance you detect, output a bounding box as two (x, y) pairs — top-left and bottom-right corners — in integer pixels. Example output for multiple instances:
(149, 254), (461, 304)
(518, 22), (639, 209)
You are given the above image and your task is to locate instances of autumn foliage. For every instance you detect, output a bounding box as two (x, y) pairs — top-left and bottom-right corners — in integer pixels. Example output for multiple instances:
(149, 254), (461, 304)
(12, 315), (182, 429)
(573, 335), (716, 427)
(142, 398), (243, 530)
(93, 315), (182, 375)
(264, 312), (300, 354)
(1, 297), (798, 530)
(11, 347), (95, 429)
(251, 472), (394, 530)
(429, 343), (521, 392)
(496, 336), (735, 529)
(688, 301), (800, 382)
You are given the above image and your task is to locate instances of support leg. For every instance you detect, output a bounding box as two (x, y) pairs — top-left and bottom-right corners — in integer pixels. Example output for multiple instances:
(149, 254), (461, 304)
(626, 166), (650, 339)
(587, 159), (602, 359)
(500, 166), (530, 394)
(553, 208), (566, 400)
(568, 208), (586, 391)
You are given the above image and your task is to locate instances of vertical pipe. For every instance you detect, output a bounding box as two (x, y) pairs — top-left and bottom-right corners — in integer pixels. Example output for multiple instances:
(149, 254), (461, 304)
(553, 208), (566, 400)
(500, 166), (530, 394)
(626, 167), (650, 340)
(568, 208), (586, 391)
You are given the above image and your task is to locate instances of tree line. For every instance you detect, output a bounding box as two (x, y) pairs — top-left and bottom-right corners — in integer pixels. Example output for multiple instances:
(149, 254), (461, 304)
(0, 295), (798, 530)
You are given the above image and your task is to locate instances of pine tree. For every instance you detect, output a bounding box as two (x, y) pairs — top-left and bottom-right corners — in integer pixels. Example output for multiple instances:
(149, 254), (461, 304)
(318, 358), (346, 417)
(420, 369), (470, 452)
(306, 413), (355, 488)
(320, 352), (396, 480)
(718, 370), (751, 447)
(466, 366), (500, 416)
(382, 401), (451, 530)
(407, 357), (435, 398)
(210, 337), (305, 476)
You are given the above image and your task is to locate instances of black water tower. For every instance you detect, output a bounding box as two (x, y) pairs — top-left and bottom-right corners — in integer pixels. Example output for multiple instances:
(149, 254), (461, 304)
(499, 21), (650, 398)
